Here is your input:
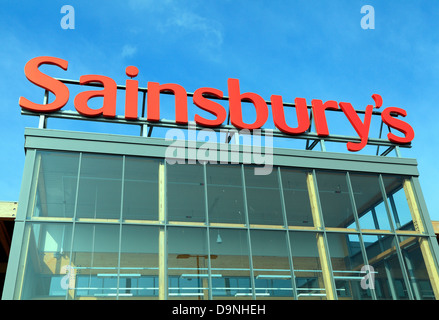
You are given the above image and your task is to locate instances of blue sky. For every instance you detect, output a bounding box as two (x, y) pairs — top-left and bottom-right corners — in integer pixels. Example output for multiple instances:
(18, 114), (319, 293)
(1, 1), (439, 221)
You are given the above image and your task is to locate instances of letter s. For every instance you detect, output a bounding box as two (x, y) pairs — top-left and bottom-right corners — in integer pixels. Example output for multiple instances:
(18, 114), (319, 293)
(19, 56), (69, 112)
(381, 107), (415, 144)
(193, 87), (227, 127)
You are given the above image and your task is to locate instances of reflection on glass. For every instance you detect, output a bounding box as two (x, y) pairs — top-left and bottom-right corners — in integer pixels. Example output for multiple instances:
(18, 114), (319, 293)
(29, 151), (79, 218)
(15, 150), (439, 301)
(289, 231), (326, 300)
(362, 234), (410, 300)
(123, 157), (160, 221)
(251, 230), (293, 299)
(119, 225), (159, 299)
(15, 223), (73, 299)
(244, 166), (283, 225)
(210, 228), (252, 299)
(206, 164), (245, 224)
(281, 168), (313, 227)
(76, 154), (123, 219)
(167, 227), (208, 299)
(70, 224), (120, 299)
(167, 163), (205, 223)
(316, 171), (355, 228)
(398, 236), (435, 300)
(327, 233), (370, 300)
(349, 173), (391, 230)
(382, 175), (414, 231)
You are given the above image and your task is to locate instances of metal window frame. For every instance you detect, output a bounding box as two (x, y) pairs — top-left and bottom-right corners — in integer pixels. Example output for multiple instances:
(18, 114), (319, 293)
(2, 128), (437, 301)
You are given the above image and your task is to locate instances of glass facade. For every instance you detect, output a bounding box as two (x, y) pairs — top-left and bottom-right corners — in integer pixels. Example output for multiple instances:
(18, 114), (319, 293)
(4, 140), (439, 300)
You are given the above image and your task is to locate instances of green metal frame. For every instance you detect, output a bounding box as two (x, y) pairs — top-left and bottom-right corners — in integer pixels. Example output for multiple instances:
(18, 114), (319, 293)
(2, 128), (437, 300)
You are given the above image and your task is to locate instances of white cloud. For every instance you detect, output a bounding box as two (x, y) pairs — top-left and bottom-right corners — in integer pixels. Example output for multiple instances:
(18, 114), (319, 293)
(126, 0), (224, 61)
(128, 0), (173, 10)
(169, 11), (223, 46)
(121, 44), (137, 58)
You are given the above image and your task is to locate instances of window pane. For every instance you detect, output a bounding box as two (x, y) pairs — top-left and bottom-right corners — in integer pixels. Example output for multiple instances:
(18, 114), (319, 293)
(167, 227), (208, 299)
(15, 223), (73, 299)
(363, 234), (409, 300)
(251, 230), (293, 299)
(76, 154), (123, 219)
(398, 236), (435, 300)
(206, 164), (245, 224)
(29, 151), (79, 218)
(167, 163), (205, 223)
(70, 224), (120, 299)
(349, 173), (391, 230)
(315, 171), (355, 228)
(281, 168), (313, 227)
(119, 225), (159, 299)
(210, 228), (252, 299)
(123, 157), (160, 221)
(327, 233), (370, 300)
(244, 166), (283, 226)
(382, 175), (415, 231)
(289, 231), (326, 300)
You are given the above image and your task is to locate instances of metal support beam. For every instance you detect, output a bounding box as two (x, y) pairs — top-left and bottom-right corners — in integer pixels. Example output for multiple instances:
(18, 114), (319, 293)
(403, 179), (439, 299)
(277, 167), (299, 299)
(158, 163), (167, 300)
(0, 202), (17, 219)
(306, 139), (319, 151)
(306, 171), (337, 300)
(21, 109), (411, 153)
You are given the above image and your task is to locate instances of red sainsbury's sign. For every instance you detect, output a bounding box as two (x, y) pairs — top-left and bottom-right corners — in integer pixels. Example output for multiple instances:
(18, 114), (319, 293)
(19, 56), (414, 152)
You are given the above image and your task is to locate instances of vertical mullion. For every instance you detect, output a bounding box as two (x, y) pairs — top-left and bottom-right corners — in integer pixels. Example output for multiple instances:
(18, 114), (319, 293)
(403, 178), (439, 299)
(116, 156), (125, 300)
(393, 236), (414, 299)
(241, 165), (256, 299)
(276, 167), (297, 299)
(401, 253), (421, 299)
(203, 163), (212, 300)
(306, 170), (337, 300)
(378, 174), (414, 300)
(65, 152), (82, 300)
(388, 195), (401, 229)
(410, 177), (438, 237)
(27, 150), (40, 220)
(411, 176), (439, 285)
(346, 172), (377, 300)
(403, 178), (427, 234)
(158, 162), (167, 300)
(2, 148), (35, 298)
(378, 175), (396, 233)
(11, 149), (37, 299)
(371, 208), (398, 300)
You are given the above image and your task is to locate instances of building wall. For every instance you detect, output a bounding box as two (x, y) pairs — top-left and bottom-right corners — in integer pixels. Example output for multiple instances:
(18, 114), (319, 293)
(2, 129), (439, 300)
